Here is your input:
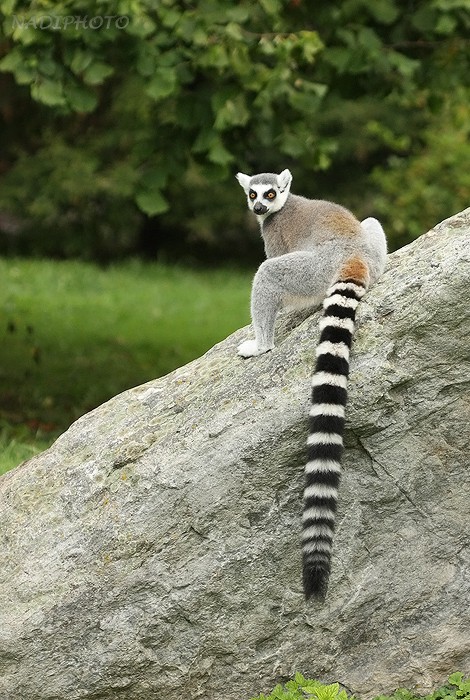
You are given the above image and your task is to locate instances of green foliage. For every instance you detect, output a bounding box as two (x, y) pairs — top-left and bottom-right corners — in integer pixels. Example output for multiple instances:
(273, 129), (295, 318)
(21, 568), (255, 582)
(250, 675), (470, 700)
(0, 0), (469, 257)
(0, 0), (325, 178)
(250, 674), (350, 700)
(446, 673), (470, 700)
(0, 133), (142, 259)
(375, 673), (470, 700)
(371, 88), (470, 247)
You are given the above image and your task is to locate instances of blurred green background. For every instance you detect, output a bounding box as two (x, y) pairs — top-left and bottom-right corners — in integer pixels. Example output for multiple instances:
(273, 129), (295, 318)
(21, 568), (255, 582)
(0, 0), (469, 469)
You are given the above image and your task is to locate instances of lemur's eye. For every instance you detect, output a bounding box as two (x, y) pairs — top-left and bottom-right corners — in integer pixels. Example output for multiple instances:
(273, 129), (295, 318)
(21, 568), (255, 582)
(249, 190), (256, 199)
(266, 190), (276, 200)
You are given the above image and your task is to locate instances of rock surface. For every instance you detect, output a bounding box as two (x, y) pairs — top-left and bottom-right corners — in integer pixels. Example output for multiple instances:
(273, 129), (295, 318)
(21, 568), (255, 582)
(1, 210), (470, 700)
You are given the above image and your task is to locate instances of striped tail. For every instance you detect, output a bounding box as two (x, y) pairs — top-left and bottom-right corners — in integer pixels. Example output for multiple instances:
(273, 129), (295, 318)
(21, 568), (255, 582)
(302, 271), (368, 601)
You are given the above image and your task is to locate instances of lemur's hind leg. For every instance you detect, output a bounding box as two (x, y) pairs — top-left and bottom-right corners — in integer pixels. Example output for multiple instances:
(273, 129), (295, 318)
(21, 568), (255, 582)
(238, 251), (338, 358)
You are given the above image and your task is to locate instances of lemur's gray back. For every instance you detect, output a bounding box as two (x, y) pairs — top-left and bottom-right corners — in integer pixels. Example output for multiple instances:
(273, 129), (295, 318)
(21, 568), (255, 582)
(236, 169), (387, 600)
(261, 193), (364, 258)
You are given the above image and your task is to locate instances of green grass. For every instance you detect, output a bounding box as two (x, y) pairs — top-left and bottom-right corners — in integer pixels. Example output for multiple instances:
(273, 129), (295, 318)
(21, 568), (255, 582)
(0, 258), (251, 474)
(0, 420), (53, 476)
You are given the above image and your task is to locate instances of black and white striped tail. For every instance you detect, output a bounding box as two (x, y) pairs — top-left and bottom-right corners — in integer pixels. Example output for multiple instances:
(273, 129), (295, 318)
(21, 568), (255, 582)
(302, 278), (367, 600)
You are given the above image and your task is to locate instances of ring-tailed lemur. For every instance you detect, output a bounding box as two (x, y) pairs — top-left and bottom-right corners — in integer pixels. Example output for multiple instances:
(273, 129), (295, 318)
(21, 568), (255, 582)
(236, 168), (387, 600)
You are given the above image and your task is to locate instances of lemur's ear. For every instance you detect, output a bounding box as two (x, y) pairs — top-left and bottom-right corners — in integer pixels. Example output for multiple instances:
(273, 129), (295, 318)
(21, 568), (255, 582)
(236, 172), (251, 191)
(277, 169), (292, 192)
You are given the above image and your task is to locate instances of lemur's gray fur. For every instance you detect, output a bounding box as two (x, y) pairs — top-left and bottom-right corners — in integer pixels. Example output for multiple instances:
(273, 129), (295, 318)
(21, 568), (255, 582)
(236, 168), (387, 600)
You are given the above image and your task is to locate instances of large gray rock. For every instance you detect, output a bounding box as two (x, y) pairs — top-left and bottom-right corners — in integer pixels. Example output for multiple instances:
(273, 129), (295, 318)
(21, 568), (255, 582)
(1, 210), (469, 700)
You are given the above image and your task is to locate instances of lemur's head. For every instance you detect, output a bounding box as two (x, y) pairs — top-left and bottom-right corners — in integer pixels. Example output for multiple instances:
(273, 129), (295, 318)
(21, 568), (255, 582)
(236, 169), (292, 219)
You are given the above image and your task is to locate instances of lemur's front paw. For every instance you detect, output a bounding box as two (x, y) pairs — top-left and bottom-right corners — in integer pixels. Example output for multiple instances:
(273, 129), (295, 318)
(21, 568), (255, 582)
(237, 340), (273, 358)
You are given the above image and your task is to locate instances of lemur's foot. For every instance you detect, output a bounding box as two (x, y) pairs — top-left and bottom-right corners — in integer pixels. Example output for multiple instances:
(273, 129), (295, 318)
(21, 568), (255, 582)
(237, 340), (273, 358)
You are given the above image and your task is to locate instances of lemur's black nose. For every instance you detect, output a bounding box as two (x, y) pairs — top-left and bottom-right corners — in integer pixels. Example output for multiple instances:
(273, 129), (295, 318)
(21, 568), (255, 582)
(253, 202), (268, 215)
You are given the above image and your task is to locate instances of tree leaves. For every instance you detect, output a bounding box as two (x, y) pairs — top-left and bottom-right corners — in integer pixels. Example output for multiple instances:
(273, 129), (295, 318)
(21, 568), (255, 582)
(82, 61), (114, 86)
(212, 91), (250, 130)
(136, 167), (169, 215)
(30, 79), (66, 107)
(145, 67), (178, 101)
(0, 0), (469, 258)
(135, 189), (169, 216)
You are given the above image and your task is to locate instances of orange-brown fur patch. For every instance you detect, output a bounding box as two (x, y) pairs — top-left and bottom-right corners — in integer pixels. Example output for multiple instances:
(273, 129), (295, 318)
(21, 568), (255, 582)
(339, 256), (370, 286)
(326, 211), (362, 238)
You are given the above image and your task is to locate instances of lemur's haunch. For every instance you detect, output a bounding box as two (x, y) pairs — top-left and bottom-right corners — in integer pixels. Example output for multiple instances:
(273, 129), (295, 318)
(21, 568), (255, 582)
(236, 169), (387, 600)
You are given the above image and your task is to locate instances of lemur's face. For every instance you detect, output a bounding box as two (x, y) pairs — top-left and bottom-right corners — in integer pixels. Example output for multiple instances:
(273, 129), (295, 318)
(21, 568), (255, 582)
(236, 169), (292, 219)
